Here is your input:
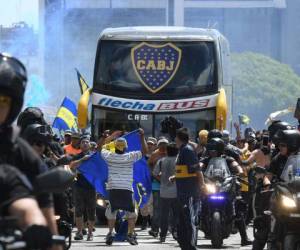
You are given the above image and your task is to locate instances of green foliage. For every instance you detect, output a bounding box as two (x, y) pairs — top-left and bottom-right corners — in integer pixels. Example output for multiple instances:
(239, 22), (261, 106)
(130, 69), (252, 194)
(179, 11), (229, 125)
(231, 52), (300, 127)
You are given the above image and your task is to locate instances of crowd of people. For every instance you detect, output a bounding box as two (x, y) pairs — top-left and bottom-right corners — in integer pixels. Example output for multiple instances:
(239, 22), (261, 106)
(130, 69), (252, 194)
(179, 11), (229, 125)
(1, 52), (300, 250)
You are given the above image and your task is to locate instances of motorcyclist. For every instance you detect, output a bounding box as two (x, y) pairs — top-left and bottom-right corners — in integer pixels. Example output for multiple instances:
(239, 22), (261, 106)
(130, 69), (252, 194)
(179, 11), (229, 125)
(200, 138), (252, 246)
(22, 124), (72, 223)
(0, 164), (47, 229)
(0, 53), (60, 246)
(207, 129), (242, 162)
(267, 120), (292, 157)
(266, 129), (300, 250)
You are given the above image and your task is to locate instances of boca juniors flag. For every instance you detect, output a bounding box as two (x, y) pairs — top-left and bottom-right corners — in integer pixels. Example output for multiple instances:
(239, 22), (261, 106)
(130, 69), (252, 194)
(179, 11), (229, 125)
(131, 42), (182, 93)
(52, 97), (78, 131)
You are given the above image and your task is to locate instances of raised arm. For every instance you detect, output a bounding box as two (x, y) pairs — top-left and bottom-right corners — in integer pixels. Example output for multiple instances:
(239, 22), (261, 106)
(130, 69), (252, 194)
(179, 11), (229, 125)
(138, 128), (148, 156)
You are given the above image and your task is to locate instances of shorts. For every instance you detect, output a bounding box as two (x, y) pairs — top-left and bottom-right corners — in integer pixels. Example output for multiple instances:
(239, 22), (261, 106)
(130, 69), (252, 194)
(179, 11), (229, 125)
(105, 189), (137, 220)
(74, 185), (96, 221)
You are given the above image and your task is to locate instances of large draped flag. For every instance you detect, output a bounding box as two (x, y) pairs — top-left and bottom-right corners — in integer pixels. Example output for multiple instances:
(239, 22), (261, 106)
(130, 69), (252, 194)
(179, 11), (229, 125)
(52, 97), (78, 131)
(75, 68), (89, 95)
(78, 130), (152, 208)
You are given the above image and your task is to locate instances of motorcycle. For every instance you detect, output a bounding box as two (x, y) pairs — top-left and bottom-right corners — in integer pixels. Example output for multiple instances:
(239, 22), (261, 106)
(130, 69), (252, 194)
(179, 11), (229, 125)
(0, 217), (65, 250)
(266, 154), (300, 250)
(200, 157), (242, 248)
(0, 167), (74, 250)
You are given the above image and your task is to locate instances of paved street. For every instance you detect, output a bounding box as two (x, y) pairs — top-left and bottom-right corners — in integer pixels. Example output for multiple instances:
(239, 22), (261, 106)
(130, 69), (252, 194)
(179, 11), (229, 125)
(71, 226), (256, 250)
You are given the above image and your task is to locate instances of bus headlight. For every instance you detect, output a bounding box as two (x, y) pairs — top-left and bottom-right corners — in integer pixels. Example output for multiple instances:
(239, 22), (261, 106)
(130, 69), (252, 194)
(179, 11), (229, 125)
(206, 184), (217, 194)
(281, 195), (296, 208)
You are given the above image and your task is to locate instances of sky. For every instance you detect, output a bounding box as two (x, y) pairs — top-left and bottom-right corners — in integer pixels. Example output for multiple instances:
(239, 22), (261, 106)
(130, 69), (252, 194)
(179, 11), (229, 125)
(0, 0), (38, 30)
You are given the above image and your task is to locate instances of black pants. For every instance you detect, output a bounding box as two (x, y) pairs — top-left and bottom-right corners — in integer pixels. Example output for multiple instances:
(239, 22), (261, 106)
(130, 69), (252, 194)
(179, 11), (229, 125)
(177, 196), (199, 250)
(151, 191), (160, 232)
(160, 197), (178, 238)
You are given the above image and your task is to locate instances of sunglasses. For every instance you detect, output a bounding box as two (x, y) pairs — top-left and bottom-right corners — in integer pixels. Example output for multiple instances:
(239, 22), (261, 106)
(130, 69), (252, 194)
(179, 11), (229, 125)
(278, 143), (287, 148)
(0, 53), (27, 84)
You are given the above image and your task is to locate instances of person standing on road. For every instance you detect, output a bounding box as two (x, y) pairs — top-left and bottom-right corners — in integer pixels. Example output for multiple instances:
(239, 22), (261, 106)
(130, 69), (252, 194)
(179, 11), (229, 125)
(97, 129), (148, 246)
(153, 142), (178, 243)
(171, 128), (205, 250)
(70, 136), (96, 241)
(147, 137), (168, 237)
(140, 137), (157, 230)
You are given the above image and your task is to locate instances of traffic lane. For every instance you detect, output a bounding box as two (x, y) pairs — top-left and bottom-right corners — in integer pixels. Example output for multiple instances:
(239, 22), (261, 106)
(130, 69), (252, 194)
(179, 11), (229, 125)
(71, 227), (255, 250)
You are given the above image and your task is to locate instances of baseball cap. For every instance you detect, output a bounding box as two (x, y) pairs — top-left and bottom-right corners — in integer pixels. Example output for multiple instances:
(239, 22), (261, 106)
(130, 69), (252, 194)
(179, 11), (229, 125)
(147, 137), (157, 145)
(64, 130), (72, 136)
(158, 138), (169, 145)
(115, 137), (128, 151)
(71, 132), (80, 139)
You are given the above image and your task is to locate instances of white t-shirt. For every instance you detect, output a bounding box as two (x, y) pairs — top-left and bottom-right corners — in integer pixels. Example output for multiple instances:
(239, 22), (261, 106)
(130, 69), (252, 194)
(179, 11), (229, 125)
(101, 149), (142, 191)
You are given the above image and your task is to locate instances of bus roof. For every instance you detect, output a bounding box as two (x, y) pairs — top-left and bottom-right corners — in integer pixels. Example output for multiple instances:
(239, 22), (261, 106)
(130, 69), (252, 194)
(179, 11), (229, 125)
(99, 26), (224, 41)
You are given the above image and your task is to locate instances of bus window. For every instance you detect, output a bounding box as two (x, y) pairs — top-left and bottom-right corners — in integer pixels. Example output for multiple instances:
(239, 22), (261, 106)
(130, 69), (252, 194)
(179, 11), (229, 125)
(94, 40), (218, 99)
(154, 110), (216, 141)
(93, 108), (153, 139)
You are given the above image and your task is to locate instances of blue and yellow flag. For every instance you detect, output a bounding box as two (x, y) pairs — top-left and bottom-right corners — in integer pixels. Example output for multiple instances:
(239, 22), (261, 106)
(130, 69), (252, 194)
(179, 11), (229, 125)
(52, 97), (78, 131)
(75, 68), (89, 95)
(78, 130), (152, 208)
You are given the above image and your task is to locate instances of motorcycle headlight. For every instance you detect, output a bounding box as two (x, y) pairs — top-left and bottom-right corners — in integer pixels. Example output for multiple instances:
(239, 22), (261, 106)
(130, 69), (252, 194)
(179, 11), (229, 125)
(281, 195), (296, 208)
(206, 184), (217, 194)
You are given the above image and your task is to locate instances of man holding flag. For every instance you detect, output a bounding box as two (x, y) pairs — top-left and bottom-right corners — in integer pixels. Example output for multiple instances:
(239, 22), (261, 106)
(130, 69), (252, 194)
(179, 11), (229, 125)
(97, 128), (148, 246)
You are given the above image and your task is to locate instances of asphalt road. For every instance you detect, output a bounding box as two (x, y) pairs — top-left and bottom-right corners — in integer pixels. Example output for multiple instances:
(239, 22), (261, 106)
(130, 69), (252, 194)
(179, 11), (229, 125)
(71, 226), (257, 250)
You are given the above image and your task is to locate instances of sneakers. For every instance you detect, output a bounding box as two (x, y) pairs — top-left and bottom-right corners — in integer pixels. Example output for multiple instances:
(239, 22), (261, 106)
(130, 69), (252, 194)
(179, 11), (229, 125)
(74, 232), (83, 240)
(159, 236), (166, 243)
(127, 233), (138, 245)
(105, 232), (114, 245)
(148, 230), (158, 238)
(241, 238), (252, 246)
(87, 233), (93, 241)
(82, 228), (87, 235)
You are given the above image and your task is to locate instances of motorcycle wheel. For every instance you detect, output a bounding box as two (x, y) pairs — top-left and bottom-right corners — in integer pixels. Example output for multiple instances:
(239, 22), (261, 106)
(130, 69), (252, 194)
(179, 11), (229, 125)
(211, 211), (223, 248)
(283, 234), (298, 250)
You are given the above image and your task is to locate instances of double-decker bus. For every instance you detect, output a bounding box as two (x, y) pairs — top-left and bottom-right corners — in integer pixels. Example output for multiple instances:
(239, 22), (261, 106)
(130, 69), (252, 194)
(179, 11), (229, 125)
(78, 26), (231, 140)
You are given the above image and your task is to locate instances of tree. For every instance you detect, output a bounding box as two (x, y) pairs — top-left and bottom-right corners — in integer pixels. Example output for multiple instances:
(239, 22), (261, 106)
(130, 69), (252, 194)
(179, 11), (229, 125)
(231, 52), (300, 129)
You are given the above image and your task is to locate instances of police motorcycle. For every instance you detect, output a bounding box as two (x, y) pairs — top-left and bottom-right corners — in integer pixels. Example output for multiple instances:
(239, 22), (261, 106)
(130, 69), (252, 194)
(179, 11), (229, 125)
(200, 157), (243, 248)
(265, 154), (300, 250)
(0, 167), (74, 250)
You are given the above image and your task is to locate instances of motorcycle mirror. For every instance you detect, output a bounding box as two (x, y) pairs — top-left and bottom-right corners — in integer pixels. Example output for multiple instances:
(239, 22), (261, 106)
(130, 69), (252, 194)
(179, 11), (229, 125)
(33, 167), (75, 194)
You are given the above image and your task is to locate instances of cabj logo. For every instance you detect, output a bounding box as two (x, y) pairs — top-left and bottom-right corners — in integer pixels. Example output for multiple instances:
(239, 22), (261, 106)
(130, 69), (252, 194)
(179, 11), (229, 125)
(131, 42), (182, 94)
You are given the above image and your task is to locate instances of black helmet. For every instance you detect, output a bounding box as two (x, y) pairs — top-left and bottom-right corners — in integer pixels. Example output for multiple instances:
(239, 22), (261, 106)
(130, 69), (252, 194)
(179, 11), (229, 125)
(0, 53), (27, 125)
(207, 138), (225, 155)
(208, 129), (223, 140)
(17, 107), (47, 132)
(268, 121), (292, 141)
(274, 129), (300, 153)
(22, 124), (52, 145)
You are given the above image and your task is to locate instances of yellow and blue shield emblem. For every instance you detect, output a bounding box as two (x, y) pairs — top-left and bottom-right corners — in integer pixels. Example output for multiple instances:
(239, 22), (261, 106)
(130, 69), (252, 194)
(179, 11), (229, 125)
(131, 42), (182, 93)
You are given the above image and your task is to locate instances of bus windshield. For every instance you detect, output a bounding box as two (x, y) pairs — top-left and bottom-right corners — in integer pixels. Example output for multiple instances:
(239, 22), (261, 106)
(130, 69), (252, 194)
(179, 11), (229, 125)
(94, 40), (218, 99)
(92, 107), (215, 140)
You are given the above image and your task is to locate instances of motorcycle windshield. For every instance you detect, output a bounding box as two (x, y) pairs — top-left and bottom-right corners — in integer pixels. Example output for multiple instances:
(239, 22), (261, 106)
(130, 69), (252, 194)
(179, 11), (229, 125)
(281, 155), (300, 182)
(204, 157), (231, 180)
